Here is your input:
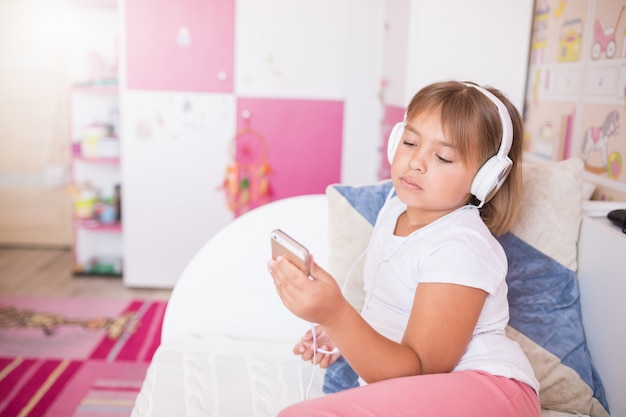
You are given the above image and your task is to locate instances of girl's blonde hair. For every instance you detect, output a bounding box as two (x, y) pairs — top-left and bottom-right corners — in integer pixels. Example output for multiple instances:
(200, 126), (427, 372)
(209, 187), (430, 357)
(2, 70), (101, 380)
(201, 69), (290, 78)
(406, 81), (523, 236)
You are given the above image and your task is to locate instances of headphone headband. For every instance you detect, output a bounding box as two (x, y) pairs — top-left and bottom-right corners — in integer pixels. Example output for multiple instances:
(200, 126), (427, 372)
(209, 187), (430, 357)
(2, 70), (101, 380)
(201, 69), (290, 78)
(464, 83), (514, 207)
(464, 83), (513, 158)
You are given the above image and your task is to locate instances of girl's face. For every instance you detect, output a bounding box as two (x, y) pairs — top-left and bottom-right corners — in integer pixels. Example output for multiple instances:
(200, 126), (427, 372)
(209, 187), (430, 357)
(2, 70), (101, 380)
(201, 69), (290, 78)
(390, 108), (480, 222)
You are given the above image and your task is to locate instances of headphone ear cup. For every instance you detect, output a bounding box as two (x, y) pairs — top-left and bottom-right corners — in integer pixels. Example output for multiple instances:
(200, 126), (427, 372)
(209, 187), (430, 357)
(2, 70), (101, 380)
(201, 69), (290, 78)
(470, 156), (513, 204)
(387, 122), (404, 164)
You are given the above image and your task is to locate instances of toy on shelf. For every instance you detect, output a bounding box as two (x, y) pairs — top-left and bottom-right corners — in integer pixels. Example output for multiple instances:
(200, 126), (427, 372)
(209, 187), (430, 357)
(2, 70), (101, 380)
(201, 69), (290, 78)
(222, 112), (272, 217)
(73, 255), (123, 277)
(73, 123), (120, 160)
(67, 182), (122, 226)
(591, 5), (625, 60)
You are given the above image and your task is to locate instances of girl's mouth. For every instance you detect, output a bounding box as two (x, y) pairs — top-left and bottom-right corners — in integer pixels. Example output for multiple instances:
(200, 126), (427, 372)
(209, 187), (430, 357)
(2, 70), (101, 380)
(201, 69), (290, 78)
(400, 176), (422, 191)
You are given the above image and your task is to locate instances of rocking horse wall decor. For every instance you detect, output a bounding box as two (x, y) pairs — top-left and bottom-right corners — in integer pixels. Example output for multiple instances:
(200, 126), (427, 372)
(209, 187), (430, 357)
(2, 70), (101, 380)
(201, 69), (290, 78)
(582, 109), (620, 177)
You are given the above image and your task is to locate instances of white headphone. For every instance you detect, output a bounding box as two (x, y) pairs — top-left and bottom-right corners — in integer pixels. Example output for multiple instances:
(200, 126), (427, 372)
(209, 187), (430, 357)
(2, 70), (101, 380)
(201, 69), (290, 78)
(386, 83), (513, 207)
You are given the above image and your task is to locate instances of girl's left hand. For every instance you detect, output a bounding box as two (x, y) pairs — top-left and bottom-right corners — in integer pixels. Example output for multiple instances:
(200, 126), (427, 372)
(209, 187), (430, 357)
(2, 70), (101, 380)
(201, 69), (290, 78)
(294, 325), (340, 368)
(267, 255), (348, 326)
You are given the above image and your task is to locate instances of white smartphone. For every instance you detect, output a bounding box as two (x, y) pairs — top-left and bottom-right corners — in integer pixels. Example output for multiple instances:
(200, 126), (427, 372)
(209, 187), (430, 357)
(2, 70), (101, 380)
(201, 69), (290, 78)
(270, 229), (311, 275)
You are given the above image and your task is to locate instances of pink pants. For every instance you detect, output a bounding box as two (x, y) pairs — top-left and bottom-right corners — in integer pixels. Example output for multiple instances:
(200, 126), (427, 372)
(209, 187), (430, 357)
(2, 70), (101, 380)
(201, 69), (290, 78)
(279, 371), (541, 417)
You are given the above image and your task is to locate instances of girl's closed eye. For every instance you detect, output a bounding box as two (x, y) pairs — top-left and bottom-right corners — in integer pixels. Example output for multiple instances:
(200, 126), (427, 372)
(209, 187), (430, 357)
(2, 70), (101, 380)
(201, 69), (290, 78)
(436, 155), (453, 164)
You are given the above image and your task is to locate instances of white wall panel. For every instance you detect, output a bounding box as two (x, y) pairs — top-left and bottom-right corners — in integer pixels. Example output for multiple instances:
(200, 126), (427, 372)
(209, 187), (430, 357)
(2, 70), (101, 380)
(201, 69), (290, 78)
(341, 0), (386, 185)
(406, 0), (533, 111)
(235, 0), (350, 99)
(121, 90), (235, 287)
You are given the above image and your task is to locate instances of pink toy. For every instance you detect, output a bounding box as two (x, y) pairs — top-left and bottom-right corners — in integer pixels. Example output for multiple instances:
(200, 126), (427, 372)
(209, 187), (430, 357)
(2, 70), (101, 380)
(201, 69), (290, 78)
(591, 6), (624, 59)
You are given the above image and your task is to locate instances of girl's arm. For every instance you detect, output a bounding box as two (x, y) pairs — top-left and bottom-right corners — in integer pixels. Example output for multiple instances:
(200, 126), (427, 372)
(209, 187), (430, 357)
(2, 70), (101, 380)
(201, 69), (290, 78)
(324, 281), (487, 382)
(268, 256), (487, 383)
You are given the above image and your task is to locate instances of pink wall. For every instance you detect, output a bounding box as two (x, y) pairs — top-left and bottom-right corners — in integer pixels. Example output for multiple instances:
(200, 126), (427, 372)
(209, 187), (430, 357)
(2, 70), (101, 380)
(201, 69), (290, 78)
(236, 98), (344, 201)
(125, 0), (234, 92)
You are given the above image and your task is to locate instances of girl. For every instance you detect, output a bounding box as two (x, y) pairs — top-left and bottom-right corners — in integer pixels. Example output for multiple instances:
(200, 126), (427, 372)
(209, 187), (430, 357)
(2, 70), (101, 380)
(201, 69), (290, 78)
(267, 81), (540, 416)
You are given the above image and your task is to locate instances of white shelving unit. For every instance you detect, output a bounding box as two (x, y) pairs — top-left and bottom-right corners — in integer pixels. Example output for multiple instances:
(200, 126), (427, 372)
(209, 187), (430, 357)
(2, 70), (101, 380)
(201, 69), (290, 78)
(69, 85), (123, 276)
(63, 0), (121, 276)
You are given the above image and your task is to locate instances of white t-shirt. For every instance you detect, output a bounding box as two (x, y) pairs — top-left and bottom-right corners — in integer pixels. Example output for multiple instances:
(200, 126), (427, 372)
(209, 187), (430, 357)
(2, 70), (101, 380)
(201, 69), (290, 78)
(360, 195), (539, 391)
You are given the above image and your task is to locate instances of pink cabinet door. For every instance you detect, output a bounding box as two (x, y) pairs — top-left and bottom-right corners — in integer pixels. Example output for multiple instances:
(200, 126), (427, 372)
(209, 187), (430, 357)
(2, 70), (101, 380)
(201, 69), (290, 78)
(125, 0), (234, 92)
(235, 98), (343, 202)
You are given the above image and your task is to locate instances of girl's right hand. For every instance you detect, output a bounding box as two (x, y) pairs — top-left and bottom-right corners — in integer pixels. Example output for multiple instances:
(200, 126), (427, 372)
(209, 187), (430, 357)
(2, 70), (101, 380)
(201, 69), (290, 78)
(294, 325), (340, 368)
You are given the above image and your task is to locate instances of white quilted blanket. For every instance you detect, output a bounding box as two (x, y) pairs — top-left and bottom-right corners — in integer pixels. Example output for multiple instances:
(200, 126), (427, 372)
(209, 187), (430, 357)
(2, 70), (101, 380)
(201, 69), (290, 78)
(132, 336), (324, 417)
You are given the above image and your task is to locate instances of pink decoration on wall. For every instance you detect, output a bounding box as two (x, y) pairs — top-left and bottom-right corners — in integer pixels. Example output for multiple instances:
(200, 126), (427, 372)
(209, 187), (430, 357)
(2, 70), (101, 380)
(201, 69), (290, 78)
(223, 116), (273, 217)
(125, 0), (234, 92)
(236, 98), (343, 201)
(379, 105), (405, 180)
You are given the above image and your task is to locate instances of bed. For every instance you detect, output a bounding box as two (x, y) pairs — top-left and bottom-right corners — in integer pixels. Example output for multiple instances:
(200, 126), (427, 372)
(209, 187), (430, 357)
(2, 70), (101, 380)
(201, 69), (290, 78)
(131, 158), (625, 417)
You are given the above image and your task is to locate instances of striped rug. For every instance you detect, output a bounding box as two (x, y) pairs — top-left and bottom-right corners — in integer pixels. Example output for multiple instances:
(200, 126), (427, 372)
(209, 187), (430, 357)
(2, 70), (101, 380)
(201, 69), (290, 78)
(0, 297), (166, 417)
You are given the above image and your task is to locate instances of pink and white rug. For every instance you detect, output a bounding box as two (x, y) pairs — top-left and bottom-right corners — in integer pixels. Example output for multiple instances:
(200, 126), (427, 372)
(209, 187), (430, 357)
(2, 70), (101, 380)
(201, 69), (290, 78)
(0, 297), (166, 417)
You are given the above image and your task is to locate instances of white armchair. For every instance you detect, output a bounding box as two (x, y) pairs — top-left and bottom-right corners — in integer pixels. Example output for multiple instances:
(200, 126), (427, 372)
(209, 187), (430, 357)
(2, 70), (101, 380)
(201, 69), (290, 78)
(161, 194), (329, 344)
(133, 195), (329, 417)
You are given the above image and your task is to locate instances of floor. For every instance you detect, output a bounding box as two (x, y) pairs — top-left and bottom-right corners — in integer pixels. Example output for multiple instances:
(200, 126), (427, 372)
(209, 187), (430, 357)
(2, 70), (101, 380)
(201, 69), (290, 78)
(0, 247), (172, 300)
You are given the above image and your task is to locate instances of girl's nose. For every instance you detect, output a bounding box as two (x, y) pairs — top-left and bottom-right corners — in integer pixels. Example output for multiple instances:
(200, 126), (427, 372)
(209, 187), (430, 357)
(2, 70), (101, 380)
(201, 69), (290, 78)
(408, 152), (425, 171)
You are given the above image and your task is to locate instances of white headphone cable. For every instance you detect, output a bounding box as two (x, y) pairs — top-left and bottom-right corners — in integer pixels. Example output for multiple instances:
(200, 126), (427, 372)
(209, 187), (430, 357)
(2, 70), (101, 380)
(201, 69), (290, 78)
(299, 185), (394, 400)
(299, 321), (323, 400)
